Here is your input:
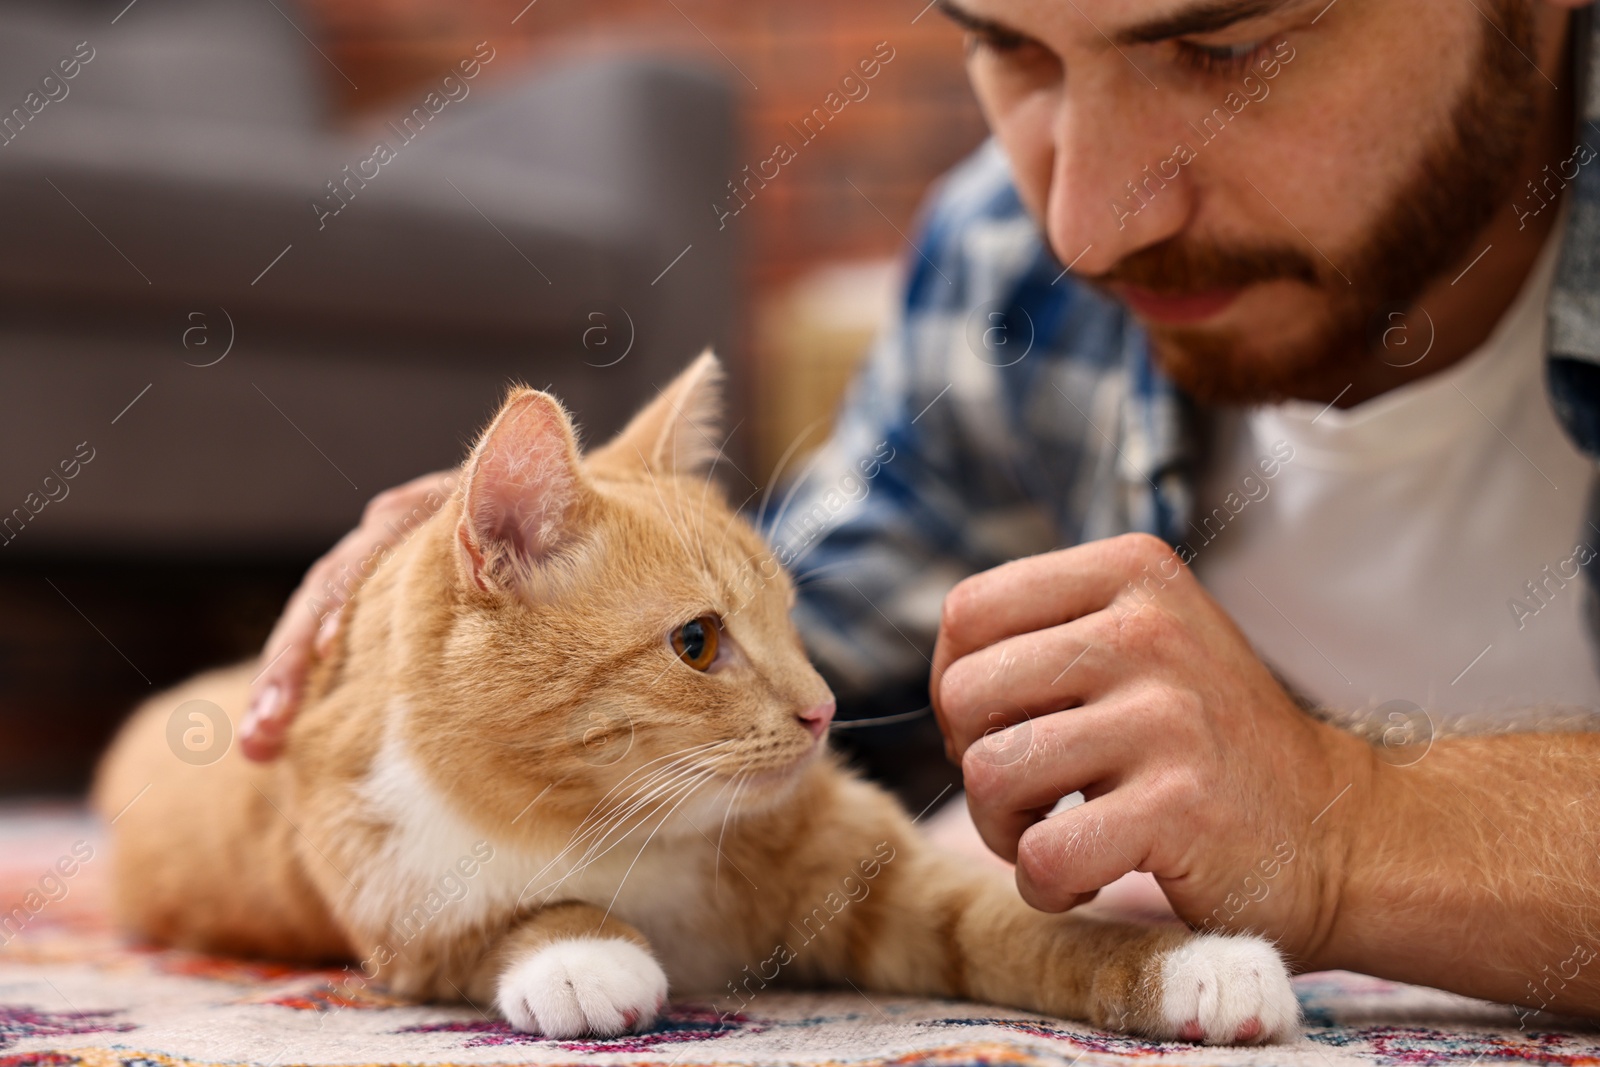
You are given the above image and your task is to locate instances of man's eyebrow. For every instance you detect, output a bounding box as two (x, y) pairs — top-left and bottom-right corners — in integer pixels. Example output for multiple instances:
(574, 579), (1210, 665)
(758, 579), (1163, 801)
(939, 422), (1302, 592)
(933, 0), (1034, 47)
(1115, 0), (1292, 44)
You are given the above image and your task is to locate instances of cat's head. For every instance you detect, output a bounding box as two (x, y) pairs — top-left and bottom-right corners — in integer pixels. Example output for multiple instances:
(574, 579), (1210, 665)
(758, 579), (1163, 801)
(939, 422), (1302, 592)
(403, 352), (836, 837)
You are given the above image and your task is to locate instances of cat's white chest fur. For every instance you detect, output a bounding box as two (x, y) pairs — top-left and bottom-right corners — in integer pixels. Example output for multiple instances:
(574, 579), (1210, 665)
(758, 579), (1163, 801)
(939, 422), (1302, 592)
(352, 708), (747, 993)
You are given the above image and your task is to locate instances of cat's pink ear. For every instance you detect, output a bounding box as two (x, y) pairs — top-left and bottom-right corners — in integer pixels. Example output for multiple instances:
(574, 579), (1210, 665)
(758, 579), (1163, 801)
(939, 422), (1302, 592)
(588, 349), (725, 475)
(457, 388), (588, 592)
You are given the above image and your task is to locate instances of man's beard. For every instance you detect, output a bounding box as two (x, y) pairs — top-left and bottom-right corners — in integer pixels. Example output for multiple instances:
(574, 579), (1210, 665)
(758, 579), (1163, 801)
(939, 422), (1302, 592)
(1086, 1), (1540, 406)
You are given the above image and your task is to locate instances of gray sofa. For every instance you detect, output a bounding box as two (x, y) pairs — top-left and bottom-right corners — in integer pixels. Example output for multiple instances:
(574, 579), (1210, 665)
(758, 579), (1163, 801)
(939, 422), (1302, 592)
(0, 0), (737, 556)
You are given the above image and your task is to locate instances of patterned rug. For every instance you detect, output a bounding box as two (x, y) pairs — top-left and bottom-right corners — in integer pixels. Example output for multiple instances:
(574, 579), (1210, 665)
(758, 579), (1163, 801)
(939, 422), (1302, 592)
(3, 801), (1596, 1067)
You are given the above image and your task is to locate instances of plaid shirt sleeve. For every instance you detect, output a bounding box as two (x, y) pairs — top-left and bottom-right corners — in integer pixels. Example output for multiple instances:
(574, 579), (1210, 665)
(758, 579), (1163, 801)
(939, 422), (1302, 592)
(766, 141), (1198, 706)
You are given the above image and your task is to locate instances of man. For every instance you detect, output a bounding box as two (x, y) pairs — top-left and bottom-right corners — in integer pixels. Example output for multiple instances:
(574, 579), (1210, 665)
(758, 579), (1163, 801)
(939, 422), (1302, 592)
(242, 0), (1600, 1019)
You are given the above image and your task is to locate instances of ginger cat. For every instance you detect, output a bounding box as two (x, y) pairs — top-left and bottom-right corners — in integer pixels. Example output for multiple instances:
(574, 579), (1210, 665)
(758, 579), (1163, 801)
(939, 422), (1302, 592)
(94, 354), (1299, 1044)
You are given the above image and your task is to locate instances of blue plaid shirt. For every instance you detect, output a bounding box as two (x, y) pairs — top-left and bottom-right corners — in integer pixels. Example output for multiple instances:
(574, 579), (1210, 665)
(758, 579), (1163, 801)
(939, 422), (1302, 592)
(774, 13), (1600, 707)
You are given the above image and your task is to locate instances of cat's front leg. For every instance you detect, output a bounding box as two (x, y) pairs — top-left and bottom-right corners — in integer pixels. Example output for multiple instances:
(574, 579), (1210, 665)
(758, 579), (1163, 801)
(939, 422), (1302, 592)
(849, 844), (1300, 1044)
(467, 901), (668, 1038)
(1140, 932), (1301, 1043)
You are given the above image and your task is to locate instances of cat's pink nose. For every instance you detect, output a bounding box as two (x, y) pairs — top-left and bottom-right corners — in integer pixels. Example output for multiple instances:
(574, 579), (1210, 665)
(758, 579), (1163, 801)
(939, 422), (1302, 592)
(797, 700), (835, 740)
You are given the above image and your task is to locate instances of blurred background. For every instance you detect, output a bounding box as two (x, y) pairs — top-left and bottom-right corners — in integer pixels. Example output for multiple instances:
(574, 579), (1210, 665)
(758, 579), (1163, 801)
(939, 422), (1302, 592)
(0, 0), (986, 797)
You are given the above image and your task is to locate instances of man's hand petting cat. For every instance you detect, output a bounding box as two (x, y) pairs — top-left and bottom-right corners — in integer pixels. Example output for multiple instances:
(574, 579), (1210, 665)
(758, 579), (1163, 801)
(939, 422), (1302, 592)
(240, 470), (456, 760)
(930, 532), (1376, 968)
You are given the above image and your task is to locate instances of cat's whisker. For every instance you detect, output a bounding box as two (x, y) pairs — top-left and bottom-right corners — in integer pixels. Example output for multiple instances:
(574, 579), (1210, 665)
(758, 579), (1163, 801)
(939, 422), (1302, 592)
(514, 742), (732, 907)
(684, 764), (747, 902)
(564, 747), (741, 862)
(687, 488), (708, 574)
(697, 505), (710, 574)
(600, 741), (735, 812)
(565, 761), (720, 874)
(559, 768), (720, 916)
(597, 766), (720, 929)
(754, 415), (831, 534)
(693, 417), (750, 568)
(789, 558), (864, 587)
(713, 767), (752, 900)
(532, 760), (727, 903)
(567, 740), (730, 834)
(639, 452), (701, 571)
(663, 448), (701, 570)
(719, 769), (750, 846)
(582, 740), (726, 814)
(517, 743), (736, 903)
(718, 503), (752, 561)
(723, 485), (763, 550)
(700, 451), (755, 563)
(563, 748), (740, 873)
(554, 752), (725, 870)
(692, 435), (724, 573)
(767, 446), (833, 551)
(699, 417), (744, 496)
(571, 770), (719, 880)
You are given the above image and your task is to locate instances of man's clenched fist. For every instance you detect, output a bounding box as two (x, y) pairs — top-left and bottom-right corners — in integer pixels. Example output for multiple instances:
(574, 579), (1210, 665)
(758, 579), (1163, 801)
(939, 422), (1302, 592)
(930, 533), (1374, 965)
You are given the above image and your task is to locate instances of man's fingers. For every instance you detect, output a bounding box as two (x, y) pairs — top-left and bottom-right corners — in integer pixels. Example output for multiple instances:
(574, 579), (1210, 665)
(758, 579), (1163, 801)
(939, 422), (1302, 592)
(938, 622), (1106, 754)
(960, 704), (1137, 861)
(240, 551), (346, 756)
(314, 608), (343, 655)
(239, 639), (310, 759)
(1013, 797), (1157, 912)
(240, 470), (455, 762)
(363, 470), (454, 526)
(932, 533), (1183, 699)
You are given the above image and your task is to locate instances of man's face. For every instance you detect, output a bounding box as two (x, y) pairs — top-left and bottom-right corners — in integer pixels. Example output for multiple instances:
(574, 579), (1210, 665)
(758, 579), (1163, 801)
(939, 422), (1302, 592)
(947, 0), (1557, 405)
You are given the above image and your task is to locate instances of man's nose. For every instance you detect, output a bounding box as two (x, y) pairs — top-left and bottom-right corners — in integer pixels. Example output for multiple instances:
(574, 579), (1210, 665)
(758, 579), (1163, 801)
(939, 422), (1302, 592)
(1045, 92), (1194, 278)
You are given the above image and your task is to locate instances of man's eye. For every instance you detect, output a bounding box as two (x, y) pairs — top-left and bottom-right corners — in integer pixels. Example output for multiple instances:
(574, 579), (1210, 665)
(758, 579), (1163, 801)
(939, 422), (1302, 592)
(1173, 39), (1271, 76)
(972, 30), (1025, 53)
(968, 27), (1047, 58)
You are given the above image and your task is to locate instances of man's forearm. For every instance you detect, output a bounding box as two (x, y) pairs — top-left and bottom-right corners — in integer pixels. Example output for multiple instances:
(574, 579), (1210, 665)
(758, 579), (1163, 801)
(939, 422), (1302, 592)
(1313, 731), (1600, 1015)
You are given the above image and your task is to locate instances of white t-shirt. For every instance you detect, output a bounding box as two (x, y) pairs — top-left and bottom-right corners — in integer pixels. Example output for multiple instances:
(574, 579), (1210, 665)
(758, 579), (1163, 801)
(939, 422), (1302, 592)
(1192, 227), (1600, 720)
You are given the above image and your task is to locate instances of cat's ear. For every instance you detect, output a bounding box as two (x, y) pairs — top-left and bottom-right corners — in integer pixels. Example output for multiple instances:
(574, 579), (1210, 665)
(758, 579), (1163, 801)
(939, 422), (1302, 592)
(588, 350), (725, 476)
(457, 387), (589, 592)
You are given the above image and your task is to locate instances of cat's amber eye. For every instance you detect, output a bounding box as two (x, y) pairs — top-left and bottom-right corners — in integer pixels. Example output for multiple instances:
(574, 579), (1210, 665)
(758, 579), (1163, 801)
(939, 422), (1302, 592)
(670, 615), (720, 671)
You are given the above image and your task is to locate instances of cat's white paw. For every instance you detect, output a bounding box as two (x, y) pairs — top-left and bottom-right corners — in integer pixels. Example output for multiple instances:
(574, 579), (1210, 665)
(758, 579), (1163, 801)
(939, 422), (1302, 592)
(1156, 934), (1299, 1044)
(495, 937), (668, 1038)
